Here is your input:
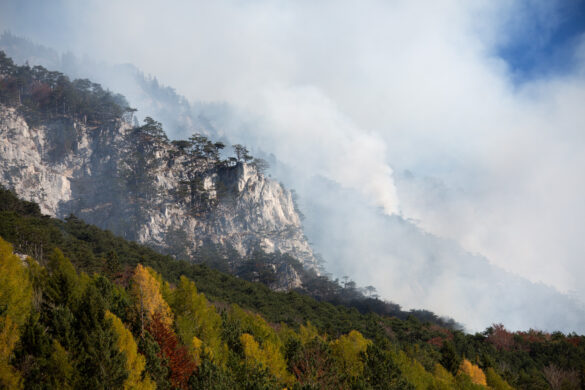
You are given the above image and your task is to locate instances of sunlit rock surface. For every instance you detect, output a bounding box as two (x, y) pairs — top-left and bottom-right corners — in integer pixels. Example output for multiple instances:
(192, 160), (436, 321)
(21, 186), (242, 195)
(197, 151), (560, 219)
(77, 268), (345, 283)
(0, 105), (317, 288)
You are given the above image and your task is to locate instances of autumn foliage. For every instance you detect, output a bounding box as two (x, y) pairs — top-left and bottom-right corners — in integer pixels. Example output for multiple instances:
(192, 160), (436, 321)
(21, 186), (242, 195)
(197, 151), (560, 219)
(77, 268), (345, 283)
(131, 264), (173, 331)
(0, 213), (579, 390)
(459, 358), (487, 385)
(106, 311), (155, 390)
(487, 323), (515, 351)
(147, 313), (196, 389)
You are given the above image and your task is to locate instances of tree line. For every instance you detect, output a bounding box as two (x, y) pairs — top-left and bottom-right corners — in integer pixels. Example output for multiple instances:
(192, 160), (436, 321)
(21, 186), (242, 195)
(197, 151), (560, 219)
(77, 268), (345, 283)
(0, 51), (130, 125)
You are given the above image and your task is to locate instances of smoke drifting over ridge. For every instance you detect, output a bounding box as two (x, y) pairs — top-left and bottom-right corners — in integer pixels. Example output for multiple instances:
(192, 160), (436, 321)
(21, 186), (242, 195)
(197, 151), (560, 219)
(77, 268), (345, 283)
(2, 0), (585, 332)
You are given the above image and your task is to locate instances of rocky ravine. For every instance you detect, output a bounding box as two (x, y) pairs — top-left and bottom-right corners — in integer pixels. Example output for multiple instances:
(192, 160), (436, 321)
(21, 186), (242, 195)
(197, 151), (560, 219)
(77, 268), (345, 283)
(0, 105), (317, 288)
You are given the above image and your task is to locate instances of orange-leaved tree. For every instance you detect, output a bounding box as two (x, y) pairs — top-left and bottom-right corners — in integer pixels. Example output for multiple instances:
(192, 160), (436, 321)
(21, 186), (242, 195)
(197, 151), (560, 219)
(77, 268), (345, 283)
(459, 358), (487, 385)
(147, 313), (196, 390)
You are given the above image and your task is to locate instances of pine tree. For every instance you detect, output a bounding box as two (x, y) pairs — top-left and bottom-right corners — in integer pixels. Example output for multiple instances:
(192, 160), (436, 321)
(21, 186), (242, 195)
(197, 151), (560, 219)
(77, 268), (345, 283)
(439, 341), (461, 375)
(44, 248), (80, 307)
(363, 343), (413, 390)
(74, 284), (128, 389)
(138, 331), (171, 390)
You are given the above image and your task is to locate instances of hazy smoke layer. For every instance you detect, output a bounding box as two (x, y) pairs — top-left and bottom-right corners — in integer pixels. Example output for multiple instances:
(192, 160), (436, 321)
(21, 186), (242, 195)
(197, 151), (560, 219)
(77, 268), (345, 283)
(2, 0), (585, 331)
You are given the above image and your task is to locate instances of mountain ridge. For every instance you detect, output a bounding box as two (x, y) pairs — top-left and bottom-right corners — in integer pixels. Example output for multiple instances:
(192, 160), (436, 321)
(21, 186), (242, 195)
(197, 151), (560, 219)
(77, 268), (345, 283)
(0, 100), (318, 287)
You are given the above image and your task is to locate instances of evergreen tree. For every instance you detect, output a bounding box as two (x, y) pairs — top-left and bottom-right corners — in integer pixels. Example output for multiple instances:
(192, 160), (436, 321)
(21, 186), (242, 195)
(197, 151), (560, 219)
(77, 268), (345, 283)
(362, 343), (413, 390)
(44, 248), (80, 307)
(439, 341), (461, 376)
(138, 331), (171, 390)
(74, 284), (128, 389)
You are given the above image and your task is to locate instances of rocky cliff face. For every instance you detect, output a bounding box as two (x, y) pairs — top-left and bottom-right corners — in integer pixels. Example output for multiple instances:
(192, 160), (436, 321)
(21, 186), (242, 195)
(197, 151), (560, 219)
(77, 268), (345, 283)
(0, 105), (317, 287)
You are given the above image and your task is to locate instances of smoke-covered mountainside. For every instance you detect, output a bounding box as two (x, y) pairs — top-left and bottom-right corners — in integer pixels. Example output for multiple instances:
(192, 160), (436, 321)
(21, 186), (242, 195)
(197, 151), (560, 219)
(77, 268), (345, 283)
(0, 51), (318, 290)
(0, 31), (220, 141)
(2, 45), (585, 335)
(298, 175), (585, 334)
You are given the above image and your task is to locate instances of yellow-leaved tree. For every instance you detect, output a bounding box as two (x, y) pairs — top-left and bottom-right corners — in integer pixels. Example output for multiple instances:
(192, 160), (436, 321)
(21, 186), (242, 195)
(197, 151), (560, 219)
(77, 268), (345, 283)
(46, 340), (73, 389)
(330, 330), (372, 378)
(240, 333), (293, 384)
(459, 358), (487, 386)
(0, 237), (33, 389)
(230, 304), (293, 383)
(230, 305), (280, 345)
(169, 276), (227, 366)
(485, 367), (514, 390)
(299, 321), (323, 345)
(131, 264), (173, 333)
(433, 363), (456, 386)
(0, 316), (22, 389)
(106, 310), (155, 390)
(0, 237), (33, 325)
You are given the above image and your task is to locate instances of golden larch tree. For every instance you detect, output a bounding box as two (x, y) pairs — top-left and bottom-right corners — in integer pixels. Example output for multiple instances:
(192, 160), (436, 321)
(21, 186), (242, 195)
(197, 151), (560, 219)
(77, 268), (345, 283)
(106, 310), (155, 390)
(131, 264), (173, 332)
(459, 358), (487, 385)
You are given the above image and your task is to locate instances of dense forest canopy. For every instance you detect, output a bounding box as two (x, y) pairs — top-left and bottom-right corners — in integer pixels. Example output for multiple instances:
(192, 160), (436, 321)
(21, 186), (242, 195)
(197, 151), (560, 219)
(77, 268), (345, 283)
(1, 187), (585, 389)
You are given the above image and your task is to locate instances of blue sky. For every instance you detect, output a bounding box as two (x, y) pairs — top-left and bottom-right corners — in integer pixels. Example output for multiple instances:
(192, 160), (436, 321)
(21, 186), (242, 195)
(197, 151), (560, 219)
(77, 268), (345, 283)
(496, 0), (585, 81)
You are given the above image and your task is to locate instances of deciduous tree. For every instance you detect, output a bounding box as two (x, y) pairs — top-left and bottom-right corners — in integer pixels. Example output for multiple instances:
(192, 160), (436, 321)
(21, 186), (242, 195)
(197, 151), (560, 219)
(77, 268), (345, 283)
(106, 310), (155, 390)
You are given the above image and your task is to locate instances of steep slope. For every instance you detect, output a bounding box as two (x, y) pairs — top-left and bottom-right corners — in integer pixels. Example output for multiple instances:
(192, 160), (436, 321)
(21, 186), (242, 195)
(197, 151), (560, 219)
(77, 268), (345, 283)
(0, 105), (316, 277)
(0, 55), (318, 287)
(0, 187), (583, 390)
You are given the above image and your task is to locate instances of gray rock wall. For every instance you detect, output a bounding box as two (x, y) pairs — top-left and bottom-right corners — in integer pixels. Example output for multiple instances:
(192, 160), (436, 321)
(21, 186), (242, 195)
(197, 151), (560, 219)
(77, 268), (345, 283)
(0, 105), (318, 287)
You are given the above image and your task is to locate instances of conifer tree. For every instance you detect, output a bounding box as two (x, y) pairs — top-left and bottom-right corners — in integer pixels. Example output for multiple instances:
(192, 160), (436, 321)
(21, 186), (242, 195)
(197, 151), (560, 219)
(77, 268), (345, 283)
(74, 284), (128, 389)
(138, 331), (171, 390)
(44, 248), (80, 307)
(439, 341), (461, 375)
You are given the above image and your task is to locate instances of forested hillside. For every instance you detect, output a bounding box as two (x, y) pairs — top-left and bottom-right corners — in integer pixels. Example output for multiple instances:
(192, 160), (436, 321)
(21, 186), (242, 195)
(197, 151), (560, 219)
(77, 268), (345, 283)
(1, 188), (585, 389)
(0, 50), (463, 322)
